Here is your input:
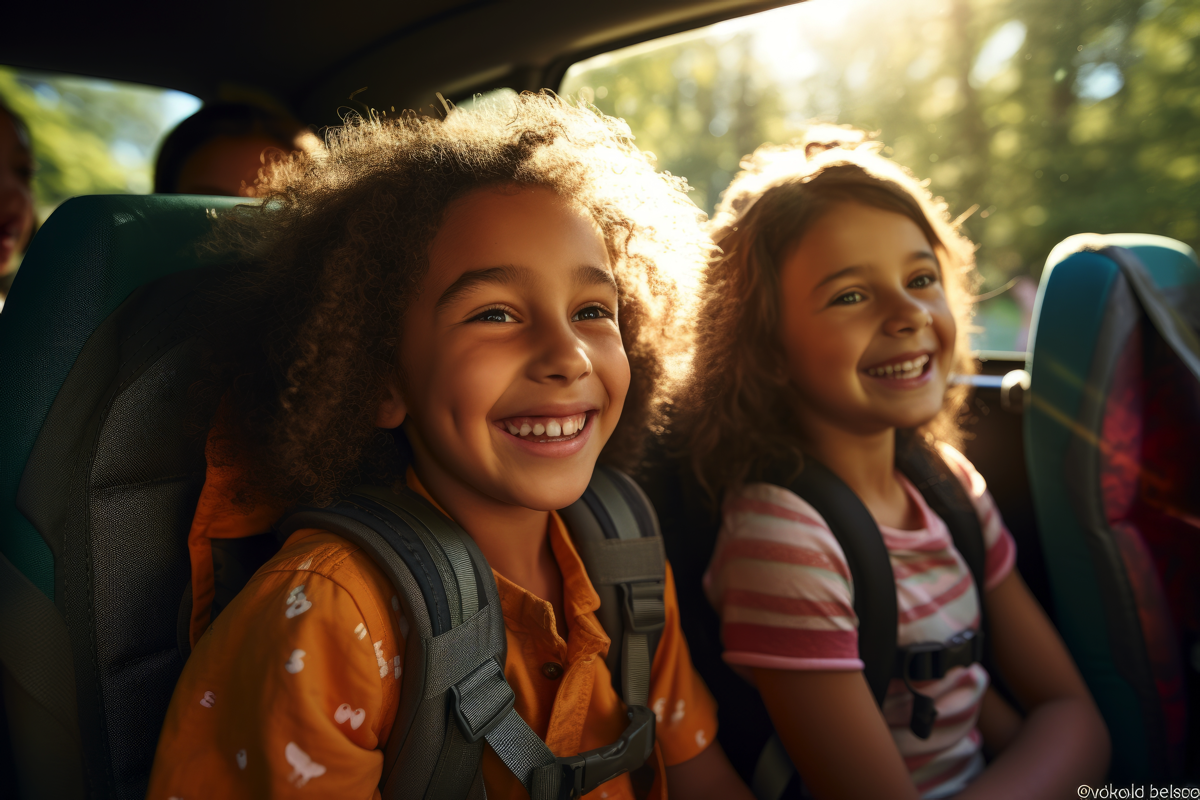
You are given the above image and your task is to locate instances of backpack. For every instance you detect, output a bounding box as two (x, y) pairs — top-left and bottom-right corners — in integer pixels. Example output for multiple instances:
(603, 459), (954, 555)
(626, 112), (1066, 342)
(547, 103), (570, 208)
(647, 433), (990, 800)
(0, 195), (666, 799)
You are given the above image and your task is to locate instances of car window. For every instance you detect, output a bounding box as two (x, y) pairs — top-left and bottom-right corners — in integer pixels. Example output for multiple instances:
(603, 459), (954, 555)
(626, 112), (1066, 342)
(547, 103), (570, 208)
(561, 0), (1199, 352)
(0, 66), (201, 264)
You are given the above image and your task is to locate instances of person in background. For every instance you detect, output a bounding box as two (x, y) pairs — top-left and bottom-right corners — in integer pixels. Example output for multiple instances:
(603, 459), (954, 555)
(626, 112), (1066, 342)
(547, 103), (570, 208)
(0, 102), (36, 308)
(154, 102), (319, 197)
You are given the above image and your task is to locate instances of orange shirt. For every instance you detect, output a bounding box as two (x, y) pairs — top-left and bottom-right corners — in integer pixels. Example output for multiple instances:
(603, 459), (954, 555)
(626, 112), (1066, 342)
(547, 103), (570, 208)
(147, 472), (716, 799)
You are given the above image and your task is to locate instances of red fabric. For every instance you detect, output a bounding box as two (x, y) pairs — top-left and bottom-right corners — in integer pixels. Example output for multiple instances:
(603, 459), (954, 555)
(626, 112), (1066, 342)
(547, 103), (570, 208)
(1099, 320), (1200, 773)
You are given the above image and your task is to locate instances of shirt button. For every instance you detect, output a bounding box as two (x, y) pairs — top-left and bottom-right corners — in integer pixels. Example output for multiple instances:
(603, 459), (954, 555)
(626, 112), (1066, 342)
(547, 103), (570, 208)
(541, 661), (564, 680)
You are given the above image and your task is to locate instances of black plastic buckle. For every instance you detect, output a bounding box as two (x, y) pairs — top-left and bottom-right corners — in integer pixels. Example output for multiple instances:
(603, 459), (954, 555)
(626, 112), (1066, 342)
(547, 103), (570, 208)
(555, 705), (656, 798)
(450, 658), (516, 744)
(620, 582), (666, 634)
(895, 629), (982, 682)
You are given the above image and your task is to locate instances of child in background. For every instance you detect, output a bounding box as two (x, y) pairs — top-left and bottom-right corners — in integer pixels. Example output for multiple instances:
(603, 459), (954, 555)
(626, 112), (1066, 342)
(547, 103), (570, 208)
(147, 94), (753, 800)
(0, 102), (35, 306)
(684, 128), (1109, 799)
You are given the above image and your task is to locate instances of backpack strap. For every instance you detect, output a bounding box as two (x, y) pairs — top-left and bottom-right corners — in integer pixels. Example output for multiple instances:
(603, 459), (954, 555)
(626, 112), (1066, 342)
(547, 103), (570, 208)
(895, 433), (987, 598)
(279, 470), (660, 800)
(559, 466), (666, 708)
(772, 458), (897, 707)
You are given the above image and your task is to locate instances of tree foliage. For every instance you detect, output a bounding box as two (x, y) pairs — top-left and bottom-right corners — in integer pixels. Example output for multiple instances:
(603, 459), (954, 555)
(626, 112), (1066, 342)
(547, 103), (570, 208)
(0, 66), (199, 219)
(562, 0), (1200, 347)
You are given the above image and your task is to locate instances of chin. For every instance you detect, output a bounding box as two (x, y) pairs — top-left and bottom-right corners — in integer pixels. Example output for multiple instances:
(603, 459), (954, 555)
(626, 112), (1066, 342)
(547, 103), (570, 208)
(501, 469), (594, 512)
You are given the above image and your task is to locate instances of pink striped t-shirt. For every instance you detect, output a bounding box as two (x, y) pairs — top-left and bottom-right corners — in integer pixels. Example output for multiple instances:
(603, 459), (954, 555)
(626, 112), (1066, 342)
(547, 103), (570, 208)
(703, 445), (1016, 799)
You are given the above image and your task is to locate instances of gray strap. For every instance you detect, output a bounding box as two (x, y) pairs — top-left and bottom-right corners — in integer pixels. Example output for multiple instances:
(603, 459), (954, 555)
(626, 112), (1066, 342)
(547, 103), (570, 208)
(620, 632), (651, 708)
(573, 537), (665, 585)
(425, 604), (500, 699)
(484, 708), (561, 799)
(751, 733), (796, 800)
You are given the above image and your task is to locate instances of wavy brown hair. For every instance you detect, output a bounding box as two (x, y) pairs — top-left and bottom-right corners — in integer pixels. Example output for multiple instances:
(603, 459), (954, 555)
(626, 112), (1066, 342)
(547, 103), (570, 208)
(678, 126), (979, 502)
(199, 92), (711, 507)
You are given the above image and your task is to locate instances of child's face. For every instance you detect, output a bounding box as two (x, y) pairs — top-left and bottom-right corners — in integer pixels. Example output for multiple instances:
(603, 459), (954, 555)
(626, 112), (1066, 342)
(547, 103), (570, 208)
(777, 201), (956, 438)
(392, 185), (630, 512)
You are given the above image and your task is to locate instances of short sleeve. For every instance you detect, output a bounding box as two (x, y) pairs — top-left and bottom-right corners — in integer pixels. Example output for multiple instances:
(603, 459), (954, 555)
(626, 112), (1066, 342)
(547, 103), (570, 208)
(647, 561), (721, 766)
(147, 533), (406, 800)
(937, 444), (1018, 591)
(703, 482), (864, 672)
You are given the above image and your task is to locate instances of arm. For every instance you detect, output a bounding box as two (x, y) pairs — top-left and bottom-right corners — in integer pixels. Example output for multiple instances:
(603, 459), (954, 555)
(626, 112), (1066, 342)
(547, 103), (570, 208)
(955, 571), (1110, 800)
(666, 740), (756, 800)
(753, 669), (919, 800)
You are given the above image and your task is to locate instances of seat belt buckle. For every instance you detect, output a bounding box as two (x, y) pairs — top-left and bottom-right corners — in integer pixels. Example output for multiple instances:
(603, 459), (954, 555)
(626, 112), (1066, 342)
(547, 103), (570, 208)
(620, 582), (666, 634)
(556, 705), (656, 798)
(450, 658), (516, 743)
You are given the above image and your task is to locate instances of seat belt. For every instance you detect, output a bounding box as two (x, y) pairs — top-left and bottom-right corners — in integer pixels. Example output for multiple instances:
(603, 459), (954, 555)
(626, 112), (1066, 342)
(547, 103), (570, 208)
(278, 465), (663, 800)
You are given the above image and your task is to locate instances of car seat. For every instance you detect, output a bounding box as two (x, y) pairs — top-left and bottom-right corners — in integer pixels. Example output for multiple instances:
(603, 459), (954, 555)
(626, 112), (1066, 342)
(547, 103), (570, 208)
(1025, 233), (1200, 783)
(0, 194), (242, 799)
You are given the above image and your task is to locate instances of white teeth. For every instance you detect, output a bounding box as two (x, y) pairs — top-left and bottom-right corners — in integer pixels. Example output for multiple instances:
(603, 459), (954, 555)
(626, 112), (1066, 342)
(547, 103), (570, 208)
(546, 420), (562, 437)
(532, 423), (545, 436)
(507, 423), (519, 435)
(563, 419), (576, 436)
(519, 423), (531, 436)
(867, 354), (930, 378)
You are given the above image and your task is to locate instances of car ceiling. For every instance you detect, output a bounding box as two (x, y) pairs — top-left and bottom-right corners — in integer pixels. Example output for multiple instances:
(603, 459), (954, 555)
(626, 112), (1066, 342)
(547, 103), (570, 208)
(5, 0), (792, 126)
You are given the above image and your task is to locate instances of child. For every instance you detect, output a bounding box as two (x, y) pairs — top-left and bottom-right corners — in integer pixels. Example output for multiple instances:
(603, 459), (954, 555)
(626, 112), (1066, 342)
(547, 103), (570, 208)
(684, 128), (1110, 799)
(0, 102), (35, 304)
(147, 94), (754, 799)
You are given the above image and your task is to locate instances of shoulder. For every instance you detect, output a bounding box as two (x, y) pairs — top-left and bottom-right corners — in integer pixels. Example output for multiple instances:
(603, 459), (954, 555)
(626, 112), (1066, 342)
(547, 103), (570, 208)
(934, 444), (1017, 586)
(707, 481), (853, 598)
(249, 529), (404, 640)
(935, 443), (989, 501)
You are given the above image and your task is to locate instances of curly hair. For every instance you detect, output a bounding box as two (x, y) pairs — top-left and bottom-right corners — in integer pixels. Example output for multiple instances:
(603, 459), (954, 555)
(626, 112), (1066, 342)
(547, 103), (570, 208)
(199, 92), (711, 507)
(677, 126), (980, 502)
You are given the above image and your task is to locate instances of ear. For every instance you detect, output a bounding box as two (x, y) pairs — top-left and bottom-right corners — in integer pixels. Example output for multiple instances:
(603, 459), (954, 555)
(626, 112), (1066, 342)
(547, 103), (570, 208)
(375, 381), (407, 429)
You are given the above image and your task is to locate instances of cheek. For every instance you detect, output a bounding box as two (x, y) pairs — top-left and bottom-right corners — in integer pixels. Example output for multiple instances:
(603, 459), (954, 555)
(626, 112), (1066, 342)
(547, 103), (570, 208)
(595, 331), (631, 413)
(781, 312), (864, 384)
(932, 299), (958, 358)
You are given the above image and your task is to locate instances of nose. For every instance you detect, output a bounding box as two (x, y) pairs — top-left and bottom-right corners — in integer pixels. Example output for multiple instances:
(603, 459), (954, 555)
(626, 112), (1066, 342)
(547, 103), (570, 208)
(882, 291), (933, 338)
(529, 318), (593, 385)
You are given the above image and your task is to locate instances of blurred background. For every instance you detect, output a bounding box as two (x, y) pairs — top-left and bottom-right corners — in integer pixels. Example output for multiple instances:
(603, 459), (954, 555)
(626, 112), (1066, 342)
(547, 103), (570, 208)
(3, 0), (1197, 351)
(559, 0), (1200, 351)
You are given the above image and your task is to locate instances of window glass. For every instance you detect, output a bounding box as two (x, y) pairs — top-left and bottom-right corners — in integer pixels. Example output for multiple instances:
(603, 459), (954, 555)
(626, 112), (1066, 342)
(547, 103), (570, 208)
(562, 0), (1199, 352)
(0, 66), (201, 222)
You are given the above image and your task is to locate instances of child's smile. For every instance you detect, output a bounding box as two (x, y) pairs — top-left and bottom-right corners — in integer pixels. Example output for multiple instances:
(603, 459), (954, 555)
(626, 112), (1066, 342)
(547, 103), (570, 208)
(381, 184), (629, 515)
(778, 201), (956, 438)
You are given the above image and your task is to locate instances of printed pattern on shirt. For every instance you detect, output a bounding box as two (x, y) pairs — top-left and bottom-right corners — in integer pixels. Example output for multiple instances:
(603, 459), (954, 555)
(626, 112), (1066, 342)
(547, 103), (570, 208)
(703, 445), (1016, 799)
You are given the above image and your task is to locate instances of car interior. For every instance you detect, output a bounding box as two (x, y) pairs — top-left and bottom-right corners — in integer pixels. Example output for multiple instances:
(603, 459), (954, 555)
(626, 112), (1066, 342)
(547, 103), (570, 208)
(1, 1), (1198, 798)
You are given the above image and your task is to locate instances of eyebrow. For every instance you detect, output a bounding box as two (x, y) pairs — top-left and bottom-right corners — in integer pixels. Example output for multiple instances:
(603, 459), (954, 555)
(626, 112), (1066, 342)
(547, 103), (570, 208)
(435, 263), (616, 311)
(435, 265), (525, 310)
(813, 250), (939, 289)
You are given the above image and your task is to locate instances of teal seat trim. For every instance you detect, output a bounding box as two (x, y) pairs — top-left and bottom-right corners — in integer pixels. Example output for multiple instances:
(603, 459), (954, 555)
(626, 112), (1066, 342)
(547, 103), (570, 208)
(0, 195), (244, 600)
(1026, 235), (1200, 782)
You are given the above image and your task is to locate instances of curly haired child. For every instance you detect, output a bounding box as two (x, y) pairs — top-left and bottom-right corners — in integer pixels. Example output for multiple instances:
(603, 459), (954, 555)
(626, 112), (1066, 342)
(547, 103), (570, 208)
(146, 93), (754, 800)
(681, 128), (1110, 799)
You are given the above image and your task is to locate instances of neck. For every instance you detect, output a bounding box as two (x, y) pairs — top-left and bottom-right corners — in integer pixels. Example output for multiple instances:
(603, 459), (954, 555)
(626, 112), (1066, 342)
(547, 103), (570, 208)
(795, 415), (911, 527)
(405, 433), (556, 598)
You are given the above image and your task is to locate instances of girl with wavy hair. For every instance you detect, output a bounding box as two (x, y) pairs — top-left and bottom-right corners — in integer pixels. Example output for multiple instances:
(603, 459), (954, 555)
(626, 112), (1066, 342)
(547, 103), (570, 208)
(683, 128), (1109, 799)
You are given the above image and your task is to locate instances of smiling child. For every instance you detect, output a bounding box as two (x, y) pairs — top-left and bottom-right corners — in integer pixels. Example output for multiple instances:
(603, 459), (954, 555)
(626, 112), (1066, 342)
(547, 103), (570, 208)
(146, 95), (752, 799)
(682, 128), (1110, 799)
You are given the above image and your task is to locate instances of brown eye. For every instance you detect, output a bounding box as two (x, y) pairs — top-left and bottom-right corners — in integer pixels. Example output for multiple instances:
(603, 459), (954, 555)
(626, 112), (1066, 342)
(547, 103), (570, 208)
(833, 291), (864, 305)
(909, 274), (936, 289)
(572, 305), (610, 321)
(474, 308), (515, 323)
